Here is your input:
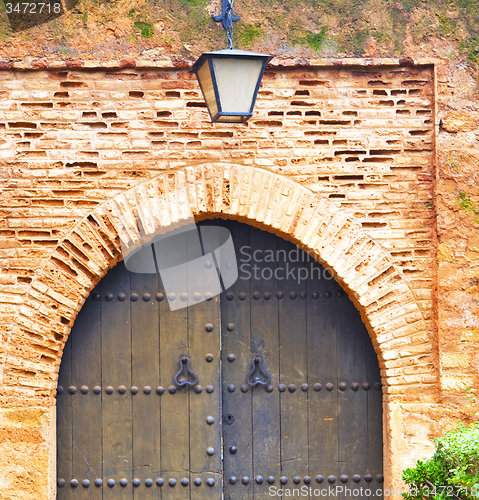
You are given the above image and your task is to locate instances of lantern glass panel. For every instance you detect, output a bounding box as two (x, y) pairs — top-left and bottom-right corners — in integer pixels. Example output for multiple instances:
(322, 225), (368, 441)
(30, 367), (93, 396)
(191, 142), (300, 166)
(211, 56), (265, 114)
(196, 59), (218, 118)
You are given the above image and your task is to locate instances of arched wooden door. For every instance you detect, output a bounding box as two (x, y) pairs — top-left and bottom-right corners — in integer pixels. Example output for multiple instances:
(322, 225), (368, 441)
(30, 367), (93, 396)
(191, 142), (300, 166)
(56, 220), (383, 499)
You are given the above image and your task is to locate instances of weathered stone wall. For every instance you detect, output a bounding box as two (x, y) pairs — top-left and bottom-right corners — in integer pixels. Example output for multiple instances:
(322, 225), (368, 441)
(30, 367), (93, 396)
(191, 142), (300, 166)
(436, 63), (479, 400)
(0, 55), (477, 500)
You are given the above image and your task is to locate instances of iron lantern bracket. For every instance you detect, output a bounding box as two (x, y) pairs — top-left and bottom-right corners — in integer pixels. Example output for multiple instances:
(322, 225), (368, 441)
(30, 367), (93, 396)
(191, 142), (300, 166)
(212, 0), (239, 50)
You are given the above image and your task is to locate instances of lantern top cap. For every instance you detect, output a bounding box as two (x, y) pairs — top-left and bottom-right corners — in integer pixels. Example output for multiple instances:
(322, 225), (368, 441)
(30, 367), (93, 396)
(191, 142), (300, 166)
(191, 49), (274, 73)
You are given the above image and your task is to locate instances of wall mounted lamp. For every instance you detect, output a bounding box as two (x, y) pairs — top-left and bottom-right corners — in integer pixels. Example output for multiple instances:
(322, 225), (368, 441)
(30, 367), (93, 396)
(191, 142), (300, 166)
(191, 0), (273, 123)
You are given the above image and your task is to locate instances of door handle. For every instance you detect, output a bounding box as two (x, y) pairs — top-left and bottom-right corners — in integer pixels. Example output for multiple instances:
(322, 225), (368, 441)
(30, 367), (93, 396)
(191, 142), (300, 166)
(174, 355), (199, 387)
(247, 356), (271, 387)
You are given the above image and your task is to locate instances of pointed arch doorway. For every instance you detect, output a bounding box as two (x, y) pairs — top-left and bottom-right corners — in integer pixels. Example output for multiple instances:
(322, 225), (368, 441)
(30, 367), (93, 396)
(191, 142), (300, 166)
(56, 219), (383, 499)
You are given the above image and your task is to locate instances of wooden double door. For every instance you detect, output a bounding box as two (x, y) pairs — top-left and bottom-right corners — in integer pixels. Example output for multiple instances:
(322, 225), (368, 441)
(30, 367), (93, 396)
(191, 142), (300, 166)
(57, 220), (383, 499)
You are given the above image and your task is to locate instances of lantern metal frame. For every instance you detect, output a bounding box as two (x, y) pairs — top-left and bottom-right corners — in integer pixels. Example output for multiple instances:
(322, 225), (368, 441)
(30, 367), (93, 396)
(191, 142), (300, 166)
(191, 0), (273, 124)
(191, 49), (273, 124)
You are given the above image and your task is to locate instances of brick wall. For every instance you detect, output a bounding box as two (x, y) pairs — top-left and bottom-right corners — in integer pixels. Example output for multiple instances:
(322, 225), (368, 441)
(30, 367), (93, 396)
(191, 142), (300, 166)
(0, 61), (441, 499)
(0, 63), (434, 310)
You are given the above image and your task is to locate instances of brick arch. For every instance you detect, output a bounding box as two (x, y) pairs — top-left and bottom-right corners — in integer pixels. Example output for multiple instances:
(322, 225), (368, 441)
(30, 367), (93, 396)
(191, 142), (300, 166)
(18, 163), (436, 399)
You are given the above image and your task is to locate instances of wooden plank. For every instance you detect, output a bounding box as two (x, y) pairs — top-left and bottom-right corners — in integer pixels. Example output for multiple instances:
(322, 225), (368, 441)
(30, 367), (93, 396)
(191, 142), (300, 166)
(131, 268), (161, 500)
(57, 326), (73, 500)
(367, 337), (384, 500)
(278, 236), (309, 490)
(306, 262), (339, 489)
(71, 286), (102, 499)
(101, 262), (133, 500)
(249, 225), (282, 500)
(158, 231), (190, 500)
(336, 283), (368, 500)
(221, 221), (254, 500)
(188, 222), (222, 500)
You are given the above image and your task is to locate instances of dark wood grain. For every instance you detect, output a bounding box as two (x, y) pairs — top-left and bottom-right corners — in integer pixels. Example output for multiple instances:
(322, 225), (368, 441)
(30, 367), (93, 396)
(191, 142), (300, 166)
(306, 260), (339, 490)
(57, 325), (72, 500)
(278, 236), (309, 487)
(71, 285), (102, 499)
(158, 235), (190, 500)
(101, 262), (133, 500)
(131, 270), (161, 500)
(367, 335), (384, 500)
(188, 224), (222, 499)
(221, 221), (253, 500)
(249, 225), (282, 500)
(337, 282), (368, 500)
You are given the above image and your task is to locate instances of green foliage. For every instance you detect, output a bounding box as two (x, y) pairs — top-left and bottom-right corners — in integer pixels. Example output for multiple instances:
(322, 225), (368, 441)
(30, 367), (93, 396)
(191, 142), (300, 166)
(305, 27), (328, 51)
(456, 0), (479, 17)
(28, 0), (479, 64)
(400, 0), (424, 12)
(179, 0), (207, 7)
(459, 36), (479, 65)
(438, 13), (455, 35)
(133, 21), (154, 38)
(389, 5), (409, 53)
(288, 26), (328, 52)
(337, 26), (370, 54)
(456, 192), (479, 223)
(237, 25), (261, 47)
(466, 387), (479, 417)
(402, 423), (479, 500)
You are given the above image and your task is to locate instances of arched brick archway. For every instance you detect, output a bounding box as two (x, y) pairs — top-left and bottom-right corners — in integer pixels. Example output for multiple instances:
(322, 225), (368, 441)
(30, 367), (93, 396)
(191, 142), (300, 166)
(17, 163), (435, 397)
(4, 162), (438, 496)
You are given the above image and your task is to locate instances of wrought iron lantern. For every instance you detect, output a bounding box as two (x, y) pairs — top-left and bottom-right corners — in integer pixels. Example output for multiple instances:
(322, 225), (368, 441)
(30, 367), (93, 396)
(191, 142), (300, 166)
(192, 0), (273, 123)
